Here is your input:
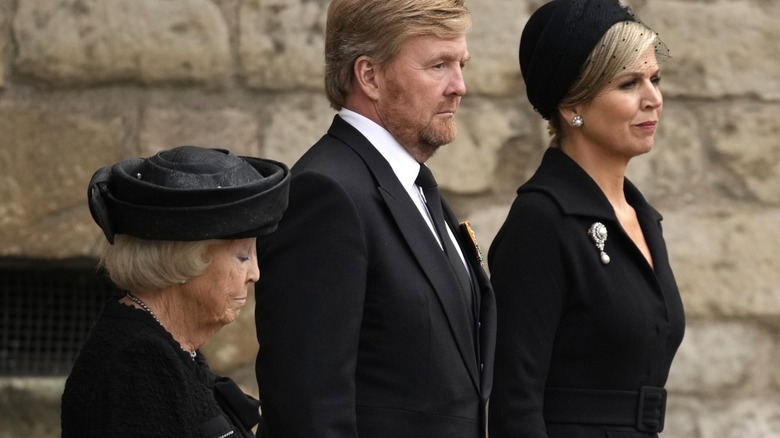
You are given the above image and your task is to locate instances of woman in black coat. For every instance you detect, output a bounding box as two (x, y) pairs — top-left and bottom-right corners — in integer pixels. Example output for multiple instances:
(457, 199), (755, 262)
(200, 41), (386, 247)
(61, 146), (289, 437)
(487, 1), (685, 437)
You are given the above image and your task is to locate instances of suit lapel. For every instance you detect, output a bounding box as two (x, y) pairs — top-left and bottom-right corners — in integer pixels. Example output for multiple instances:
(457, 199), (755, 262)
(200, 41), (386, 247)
(378, 190), (481, 392)
(447, 204), (497, 397)
(327, 117), (480, 392)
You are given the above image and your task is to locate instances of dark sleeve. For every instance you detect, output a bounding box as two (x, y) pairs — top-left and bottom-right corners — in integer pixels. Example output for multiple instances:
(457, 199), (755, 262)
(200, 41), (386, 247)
(487, 193), (566, 438)
(103, 339), (224, 437)
(255, 171), (367, 438)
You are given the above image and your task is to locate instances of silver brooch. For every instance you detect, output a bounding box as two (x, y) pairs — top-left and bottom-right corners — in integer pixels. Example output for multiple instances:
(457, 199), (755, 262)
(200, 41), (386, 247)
(588, 222), (610, 265)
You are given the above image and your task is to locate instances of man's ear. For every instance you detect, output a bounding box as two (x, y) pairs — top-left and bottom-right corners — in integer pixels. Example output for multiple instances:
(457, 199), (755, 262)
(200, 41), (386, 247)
(354, 55), (381, 101)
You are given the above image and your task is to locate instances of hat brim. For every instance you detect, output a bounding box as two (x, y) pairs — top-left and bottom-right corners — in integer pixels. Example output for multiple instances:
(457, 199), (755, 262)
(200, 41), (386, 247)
(89, 156), (290, 243)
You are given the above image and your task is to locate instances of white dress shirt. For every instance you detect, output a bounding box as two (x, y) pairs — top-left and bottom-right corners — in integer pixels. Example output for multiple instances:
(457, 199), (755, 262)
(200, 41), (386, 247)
(338, 108), (469, 270)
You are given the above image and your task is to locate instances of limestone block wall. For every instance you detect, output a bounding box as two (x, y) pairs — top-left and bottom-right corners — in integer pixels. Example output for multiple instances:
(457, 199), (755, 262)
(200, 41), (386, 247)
(0, 0), (778, 437)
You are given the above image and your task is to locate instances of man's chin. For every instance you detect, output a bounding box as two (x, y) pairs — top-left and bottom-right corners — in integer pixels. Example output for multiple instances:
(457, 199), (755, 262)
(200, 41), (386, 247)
(423, 125), (458, 148)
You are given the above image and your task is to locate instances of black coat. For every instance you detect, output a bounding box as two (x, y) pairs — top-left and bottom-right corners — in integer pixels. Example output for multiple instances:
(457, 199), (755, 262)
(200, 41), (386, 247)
(488, 148), (685, 438)
(255, 115), (496, 438)
(61, 298), (260, 438)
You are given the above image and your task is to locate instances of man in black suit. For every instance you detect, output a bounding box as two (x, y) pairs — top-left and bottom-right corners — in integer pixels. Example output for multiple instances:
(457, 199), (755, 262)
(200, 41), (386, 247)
(254, 1), (495, 437)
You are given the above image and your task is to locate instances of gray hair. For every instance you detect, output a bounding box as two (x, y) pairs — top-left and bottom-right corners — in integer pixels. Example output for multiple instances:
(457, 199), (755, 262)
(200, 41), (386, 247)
(100, 235), (213, 291)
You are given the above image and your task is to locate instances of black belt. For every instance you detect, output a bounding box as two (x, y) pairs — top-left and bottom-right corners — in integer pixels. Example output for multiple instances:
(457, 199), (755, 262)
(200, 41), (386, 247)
(543, 386), (667, 433)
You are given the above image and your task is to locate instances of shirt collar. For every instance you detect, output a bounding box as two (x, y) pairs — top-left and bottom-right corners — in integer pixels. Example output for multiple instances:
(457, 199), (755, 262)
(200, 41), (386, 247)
(339, 108), (421, 190)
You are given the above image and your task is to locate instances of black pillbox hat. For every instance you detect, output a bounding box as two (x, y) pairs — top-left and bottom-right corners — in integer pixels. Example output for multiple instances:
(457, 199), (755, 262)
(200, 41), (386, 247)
(519, 0), (636, 120)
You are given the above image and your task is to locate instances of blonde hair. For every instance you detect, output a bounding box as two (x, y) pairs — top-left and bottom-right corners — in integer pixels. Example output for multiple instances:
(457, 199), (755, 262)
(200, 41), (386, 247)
(550, 21), (661, 138)
(324, 0), (471, 110)
(100, 235), (214, 291)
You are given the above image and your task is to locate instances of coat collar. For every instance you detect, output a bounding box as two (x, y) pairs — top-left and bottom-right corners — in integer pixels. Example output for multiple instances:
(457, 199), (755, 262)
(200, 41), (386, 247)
(520, 147), (663, 224)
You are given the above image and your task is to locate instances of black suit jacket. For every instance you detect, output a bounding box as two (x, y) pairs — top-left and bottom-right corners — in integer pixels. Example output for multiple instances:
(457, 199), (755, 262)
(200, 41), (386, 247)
(255, 115), (496, 438)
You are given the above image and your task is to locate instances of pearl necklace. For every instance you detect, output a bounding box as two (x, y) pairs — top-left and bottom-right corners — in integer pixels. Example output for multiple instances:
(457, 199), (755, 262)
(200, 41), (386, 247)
(125, 292), (197, 360)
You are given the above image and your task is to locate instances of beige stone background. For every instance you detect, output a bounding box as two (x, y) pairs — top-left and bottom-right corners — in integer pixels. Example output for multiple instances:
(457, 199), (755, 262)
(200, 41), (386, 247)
(0, 0), (778, 436)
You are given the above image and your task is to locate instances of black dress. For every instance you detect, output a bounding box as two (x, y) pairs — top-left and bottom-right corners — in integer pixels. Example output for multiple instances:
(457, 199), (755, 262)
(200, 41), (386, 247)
(61, 298), (261, 438)
(488, 148), (685, 438)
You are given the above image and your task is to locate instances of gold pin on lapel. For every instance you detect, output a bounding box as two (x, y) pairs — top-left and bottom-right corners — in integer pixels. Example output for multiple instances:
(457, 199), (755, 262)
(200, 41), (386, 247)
(461, 221), (484, 266)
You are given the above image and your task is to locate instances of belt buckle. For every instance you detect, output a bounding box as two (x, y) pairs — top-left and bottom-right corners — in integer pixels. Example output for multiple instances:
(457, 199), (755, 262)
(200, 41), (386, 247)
(637, 386), (667, 433)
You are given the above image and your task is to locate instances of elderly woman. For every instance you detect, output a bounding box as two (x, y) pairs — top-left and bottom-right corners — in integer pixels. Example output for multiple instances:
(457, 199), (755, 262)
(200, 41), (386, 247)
(61, 146), (289, 437)
(488, 0), (685, 437)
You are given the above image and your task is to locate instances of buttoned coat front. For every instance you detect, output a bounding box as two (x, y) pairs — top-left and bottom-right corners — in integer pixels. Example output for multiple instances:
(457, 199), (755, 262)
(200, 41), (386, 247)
(488, 147), (685, 438)
(255, 115), (496, 438)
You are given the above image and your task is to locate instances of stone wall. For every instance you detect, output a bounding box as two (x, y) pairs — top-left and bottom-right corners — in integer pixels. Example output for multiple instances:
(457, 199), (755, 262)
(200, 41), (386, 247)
(1, 0), (778, 437)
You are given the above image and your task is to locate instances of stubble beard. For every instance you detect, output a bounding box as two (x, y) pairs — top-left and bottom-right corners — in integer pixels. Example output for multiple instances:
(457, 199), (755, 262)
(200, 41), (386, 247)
(379, 75), (460, 161)
(412, 117), (455, 159)
(422, 117), (458, 148)
(387, 116), (457, 162)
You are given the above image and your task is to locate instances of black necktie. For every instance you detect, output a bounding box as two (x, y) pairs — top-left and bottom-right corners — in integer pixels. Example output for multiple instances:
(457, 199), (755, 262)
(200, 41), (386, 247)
(416, 165), (474, 309)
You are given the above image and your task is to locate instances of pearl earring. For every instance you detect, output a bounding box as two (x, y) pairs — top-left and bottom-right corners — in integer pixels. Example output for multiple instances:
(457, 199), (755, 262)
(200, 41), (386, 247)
(571, 115), (584, 128)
